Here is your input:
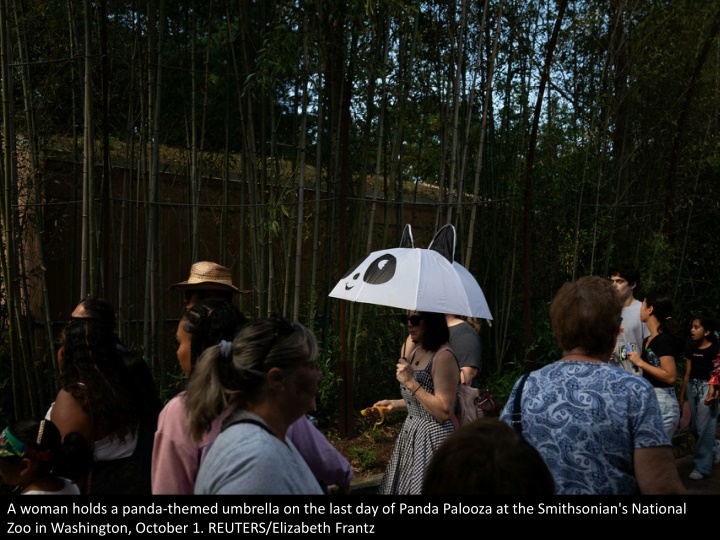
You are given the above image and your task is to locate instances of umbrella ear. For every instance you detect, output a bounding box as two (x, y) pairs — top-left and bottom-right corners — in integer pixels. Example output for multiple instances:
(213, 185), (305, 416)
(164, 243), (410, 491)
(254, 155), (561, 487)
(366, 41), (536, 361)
(399, 224), (414, 248)
(428, 224), (456, 263)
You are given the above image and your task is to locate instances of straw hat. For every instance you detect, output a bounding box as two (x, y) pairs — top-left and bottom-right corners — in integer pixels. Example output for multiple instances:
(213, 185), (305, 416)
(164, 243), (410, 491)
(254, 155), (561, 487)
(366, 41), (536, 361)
(169, 261), (246, 294)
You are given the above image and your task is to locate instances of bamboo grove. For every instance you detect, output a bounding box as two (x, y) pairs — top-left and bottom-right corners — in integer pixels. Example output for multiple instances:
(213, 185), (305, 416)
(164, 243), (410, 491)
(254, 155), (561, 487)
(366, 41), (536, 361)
(1, 0), (719, 427)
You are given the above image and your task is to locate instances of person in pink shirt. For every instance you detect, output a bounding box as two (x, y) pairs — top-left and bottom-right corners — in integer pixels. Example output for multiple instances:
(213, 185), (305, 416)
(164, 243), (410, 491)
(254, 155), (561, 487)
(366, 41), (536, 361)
(152, 298), (245, 494)
(152, 298), (353, 494)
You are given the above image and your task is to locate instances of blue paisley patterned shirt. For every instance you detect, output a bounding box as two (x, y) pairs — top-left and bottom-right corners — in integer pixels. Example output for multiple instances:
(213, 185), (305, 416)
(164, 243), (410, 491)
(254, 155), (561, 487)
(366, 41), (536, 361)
(499, 361), (669, 494)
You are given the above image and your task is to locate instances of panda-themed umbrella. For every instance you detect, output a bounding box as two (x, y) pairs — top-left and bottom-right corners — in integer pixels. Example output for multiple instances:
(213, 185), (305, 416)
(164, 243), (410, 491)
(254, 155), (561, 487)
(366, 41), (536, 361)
(328, 224), (492, 320)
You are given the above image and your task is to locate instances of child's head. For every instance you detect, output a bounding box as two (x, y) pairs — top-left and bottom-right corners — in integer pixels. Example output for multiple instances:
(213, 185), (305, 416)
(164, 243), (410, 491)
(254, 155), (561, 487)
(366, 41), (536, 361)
(691, 317), (719, 344)
(422, 418), (555, 495)
(0, 418), (60, 489)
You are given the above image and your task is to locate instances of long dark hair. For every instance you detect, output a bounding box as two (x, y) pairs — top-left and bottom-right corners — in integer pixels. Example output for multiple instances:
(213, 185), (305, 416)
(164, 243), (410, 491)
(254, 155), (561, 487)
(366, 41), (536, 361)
(695, 316), (719, 345)
(58, 318), (140, 440)
(74, 297), (161, 421)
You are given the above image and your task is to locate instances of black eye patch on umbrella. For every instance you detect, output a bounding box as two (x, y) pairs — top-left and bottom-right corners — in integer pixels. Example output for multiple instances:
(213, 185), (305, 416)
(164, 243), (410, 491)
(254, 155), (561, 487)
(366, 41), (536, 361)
(363, 254), (397, 284)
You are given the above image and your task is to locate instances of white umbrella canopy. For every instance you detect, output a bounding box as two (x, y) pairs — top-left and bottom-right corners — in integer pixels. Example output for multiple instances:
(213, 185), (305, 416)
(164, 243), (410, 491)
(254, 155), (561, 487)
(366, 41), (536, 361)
(329, 225), (492, 320)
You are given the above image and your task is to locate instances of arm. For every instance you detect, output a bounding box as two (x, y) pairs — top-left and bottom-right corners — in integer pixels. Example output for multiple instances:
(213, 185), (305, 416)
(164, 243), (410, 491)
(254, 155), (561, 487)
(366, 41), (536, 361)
(449, 324), (482, 386)
(401, 349), (459, 423)
(372, 398), (407, 412)
(679, 358), (691, 404)
(374, 342), (419, 413)
(706, 349), (720, 403)
(704, 386), (718, 405)
(634, 446), (686, 494)
(460, 366), (478, 386)
(50, 388), (93, 445)
(628, 352), (677, 385)
(286, 416), (354, 489)
(151, 398), (199, 495)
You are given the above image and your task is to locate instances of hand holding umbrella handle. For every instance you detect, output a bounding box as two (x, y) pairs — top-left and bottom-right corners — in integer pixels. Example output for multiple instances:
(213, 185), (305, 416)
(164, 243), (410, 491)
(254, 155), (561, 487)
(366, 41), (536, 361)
(396, 358), (415, 386)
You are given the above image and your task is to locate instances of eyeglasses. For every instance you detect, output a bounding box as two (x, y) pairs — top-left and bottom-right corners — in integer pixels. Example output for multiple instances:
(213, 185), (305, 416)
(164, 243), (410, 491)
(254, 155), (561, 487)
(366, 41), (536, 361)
(399, 313), (423, 327)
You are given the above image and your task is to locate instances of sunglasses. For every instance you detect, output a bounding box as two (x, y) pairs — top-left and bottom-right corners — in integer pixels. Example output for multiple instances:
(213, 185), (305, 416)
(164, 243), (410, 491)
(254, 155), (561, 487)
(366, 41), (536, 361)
(399, 313), (423, 327)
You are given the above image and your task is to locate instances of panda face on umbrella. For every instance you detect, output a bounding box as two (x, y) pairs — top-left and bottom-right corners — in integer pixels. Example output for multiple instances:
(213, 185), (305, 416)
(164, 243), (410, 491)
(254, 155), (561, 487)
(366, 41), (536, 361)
(342, 254), (397, 290)
(329, 225), (493, 320)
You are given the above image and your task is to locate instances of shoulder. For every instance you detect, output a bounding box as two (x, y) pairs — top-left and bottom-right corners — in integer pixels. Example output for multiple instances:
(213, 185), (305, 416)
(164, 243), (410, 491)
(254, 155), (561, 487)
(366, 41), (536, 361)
(434, 346), (458, 366)
(52, 388), (88, 416)
(535, 361), (648, 390)
(205, 424), (276, 471)
(654, 333), (678, 355)
(449, 323), (481, 343)
(286, 415), (315, 440)
(157, 393), (188, 429)
(199, 427), (288, 488)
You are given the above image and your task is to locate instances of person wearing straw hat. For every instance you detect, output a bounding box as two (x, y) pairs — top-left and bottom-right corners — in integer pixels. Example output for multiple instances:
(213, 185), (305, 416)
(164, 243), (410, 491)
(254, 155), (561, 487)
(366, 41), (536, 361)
(164, 262), (353, 493)
(169, 261), (248, 310)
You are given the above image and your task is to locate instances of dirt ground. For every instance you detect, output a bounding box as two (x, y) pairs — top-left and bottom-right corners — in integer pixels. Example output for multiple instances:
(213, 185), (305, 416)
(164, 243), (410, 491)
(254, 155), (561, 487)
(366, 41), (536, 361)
(324, 415), (403, 479)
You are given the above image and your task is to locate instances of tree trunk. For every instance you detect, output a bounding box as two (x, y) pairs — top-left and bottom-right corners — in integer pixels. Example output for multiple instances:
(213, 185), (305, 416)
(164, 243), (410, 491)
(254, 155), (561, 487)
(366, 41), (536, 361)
(445, 0), (468, 226)
(465, 0), (503, 268)
(80, 0), (93, 299)
(522, 0), (568, 358)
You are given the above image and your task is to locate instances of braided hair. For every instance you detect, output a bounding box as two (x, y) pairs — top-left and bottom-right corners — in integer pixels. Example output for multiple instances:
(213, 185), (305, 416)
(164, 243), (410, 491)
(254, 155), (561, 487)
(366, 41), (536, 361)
(180, 298), (248, 374)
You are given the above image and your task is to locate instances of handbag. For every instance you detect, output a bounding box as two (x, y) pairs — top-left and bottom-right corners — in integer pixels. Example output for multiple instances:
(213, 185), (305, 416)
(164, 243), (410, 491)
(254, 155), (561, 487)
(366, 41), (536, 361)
(455, 384), (483, 426)
(426, 347), (498, 426)
(454, 386), (498, 426)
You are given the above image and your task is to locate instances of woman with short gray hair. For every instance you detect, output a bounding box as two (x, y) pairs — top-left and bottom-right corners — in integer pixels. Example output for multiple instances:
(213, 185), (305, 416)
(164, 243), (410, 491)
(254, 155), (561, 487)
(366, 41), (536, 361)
(499, 276), (685, 494)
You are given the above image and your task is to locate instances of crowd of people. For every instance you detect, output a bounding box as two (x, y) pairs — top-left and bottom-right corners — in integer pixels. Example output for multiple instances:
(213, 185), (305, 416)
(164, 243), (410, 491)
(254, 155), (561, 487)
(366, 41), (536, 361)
(1, 260), (717, 495)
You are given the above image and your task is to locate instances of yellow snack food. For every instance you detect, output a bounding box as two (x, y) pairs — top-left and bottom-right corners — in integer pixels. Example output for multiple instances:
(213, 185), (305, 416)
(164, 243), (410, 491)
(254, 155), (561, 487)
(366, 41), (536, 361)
(360, 405), (390, 429)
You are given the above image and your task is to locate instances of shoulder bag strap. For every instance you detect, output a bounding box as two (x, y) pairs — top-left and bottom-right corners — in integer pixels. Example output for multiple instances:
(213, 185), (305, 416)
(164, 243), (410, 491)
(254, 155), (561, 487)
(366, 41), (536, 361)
(222, 414), (277, 439)
(429, 345), (456, 377)
(511, 373), (530, 436)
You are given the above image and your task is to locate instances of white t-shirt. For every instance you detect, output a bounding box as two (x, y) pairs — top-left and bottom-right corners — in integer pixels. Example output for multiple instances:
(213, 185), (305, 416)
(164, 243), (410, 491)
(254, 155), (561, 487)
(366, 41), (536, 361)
(46, 403), (137, 461)
(610, 299), (650, 373)
(24, 478), (80, 495)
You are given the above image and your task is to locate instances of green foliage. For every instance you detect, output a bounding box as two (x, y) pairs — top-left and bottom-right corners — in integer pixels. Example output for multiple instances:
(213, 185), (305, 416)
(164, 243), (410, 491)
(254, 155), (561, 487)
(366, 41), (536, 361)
(349, 446), (378, 470)
(314, 331), (342, 423)
(367, 426), (388, 441)
(640, 232), (679, 295)
(159, 369), (187, 406)
(478, 361), (528, 413)
(528, 302), (563, 365)
(351, 306), (407, 410)
(5, 0), (720, 437)
(0, 348), (10, 429)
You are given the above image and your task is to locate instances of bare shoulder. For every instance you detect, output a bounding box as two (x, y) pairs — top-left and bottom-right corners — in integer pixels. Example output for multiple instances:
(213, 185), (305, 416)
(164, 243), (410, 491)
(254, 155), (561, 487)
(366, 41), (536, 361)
(53, 387), (85, 411)
(51, 388), (92, 438)
(434, 347), (459, 371)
